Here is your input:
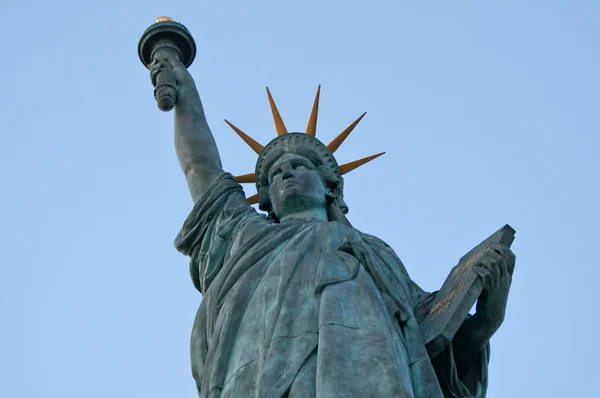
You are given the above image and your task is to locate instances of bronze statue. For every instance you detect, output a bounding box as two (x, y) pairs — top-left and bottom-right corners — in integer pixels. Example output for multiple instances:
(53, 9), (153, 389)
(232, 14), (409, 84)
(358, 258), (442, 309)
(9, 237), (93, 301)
(139, 18), (516, 398)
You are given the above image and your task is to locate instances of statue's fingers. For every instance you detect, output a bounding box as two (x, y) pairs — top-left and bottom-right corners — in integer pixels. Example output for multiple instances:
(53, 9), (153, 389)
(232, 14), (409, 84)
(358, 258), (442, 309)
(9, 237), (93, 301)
(154, 51), (180, 68)
(473, 265), (493, 290)
(150, 60), (164, 72)
(489, 259), (501, 286)
(489, 243), (506, 253)
(481, 258), (500, 287)
(488, 244), (506, 262)
(505, 248), (516, 275)
(150, 66), (162, 79)
(500, 258), (512, 286)
(150, 62), (164, 85)
(496, 256), (508, 282)
(485, 250), (506, 275)
(490, 243), (516, 274)
(153, 52), (168, 63)
(493, 252), (512, 283)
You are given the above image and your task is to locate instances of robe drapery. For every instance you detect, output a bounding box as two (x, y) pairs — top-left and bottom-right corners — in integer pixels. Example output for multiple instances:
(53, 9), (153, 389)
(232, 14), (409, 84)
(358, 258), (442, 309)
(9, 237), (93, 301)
(175, 173), (490, 398)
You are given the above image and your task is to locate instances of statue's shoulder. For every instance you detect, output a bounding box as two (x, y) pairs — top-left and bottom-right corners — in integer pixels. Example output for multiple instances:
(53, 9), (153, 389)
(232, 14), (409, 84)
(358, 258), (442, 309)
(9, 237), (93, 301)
(358, 230), (408, 270)
(358, 230), (392, 250)
(327, 221), (393, 250)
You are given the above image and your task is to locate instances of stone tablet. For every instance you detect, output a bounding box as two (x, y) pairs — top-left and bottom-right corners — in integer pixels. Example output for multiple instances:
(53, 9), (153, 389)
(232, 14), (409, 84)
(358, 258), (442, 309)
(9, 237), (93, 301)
(420, 224), (516, 358)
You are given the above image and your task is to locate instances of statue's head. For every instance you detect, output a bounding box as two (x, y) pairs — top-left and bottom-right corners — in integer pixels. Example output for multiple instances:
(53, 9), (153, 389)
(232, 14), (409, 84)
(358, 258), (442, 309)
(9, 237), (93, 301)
(255, 134), (347, 222)
(225, 86), (384, 223)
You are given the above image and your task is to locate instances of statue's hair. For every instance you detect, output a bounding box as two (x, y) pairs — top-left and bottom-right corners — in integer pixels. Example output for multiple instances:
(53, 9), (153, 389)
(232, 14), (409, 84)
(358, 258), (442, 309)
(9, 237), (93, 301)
(257, 145), (348, 222)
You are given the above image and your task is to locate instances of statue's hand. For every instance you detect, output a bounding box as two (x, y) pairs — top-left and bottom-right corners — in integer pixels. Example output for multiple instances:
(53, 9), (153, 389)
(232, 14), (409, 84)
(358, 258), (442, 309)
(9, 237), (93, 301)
(149, 50), (196, 93)
(472, 243), (516, 332)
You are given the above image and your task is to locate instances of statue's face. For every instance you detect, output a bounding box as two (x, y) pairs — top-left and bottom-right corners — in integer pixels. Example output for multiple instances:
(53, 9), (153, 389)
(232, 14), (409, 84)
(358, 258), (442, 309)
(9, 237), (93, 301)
(268, 153), (327, 219)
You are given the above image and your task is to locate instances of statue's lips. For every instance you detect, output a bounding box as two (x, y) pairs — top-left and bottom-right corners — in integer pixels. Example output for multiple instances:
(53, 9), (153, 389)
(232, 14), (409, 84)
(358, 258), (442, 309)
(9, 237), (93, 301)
(281, 181), (299, 190)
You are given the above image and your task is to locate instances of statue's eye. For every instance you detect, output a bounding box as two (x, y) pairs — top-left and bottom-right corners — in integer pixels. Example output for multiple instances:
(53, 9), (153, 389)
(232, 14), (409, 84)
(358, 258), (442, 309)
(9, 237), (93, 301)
(270, 168), (282, 182)
(293, 163), (309, 171)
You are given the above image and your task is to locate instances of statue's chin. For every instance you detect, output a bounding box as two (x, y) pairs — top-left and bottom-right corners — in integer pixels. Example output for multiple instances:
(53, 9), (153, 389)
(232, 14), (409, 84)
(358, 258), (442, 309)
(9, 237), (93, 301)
(273, 192), (327, 217)
(275, 185), (300, 202)
(280, 181), (299, 191)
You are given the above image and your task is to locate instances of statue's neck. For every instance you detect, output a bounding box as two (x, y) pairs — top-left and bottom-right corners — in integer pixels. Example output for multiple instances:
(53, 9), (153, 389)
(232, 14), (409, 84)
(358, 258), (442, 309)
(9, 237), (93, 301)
(279, 208), (328, 224)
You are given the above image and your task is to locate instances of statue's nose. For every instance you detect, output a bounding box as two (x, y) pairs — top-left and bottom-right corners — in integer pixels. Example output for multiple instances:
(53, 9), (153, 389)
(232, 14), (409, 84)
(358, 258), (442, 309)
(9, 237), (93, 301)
(282, 169), (294, 180)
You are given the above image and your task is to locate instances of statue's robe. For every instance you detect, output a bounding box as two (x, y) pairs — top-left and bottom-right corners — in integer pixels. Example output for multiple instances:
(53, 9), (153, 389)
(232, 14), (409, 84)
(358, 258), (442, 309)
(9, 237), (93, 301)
(175, 173), (490, 398)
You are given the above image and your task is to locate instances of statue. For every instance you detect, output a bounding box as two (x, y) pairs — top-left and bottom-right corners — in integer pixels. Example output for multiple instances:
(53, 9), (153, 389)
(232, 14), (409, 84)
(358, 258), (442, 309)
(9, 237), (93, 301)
(139, 18), (516, 398)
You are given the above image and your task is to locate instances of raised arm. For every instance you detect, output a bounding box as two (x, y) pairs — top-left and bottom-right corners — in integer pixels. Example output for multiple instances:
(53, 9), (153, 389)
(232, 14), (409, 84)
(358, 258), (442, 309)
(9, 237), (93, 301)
(150, 51), (224, 202)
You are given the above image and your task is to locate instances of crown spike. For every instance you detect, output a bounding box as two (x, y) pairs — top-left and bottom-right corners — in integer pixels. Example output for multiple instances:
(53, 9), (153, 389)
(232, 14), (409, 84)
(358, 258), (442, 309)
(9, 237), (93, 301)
(327, 112), (366, 153)
(224, 119), (264, 155)
(246, 193), (259, 205)
(235, 173), (256, 184)
(339, 152), (385, 175)
(305, 85), (321, 137)
(266, 87), (288, 136)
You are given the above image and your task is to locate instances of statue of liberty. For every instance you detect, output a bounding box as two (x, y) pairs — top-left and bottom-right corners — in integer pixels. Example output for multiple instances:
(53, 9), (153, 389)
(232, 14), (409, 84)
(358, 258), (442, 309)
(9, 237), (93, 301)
(142, 20), (515, 398)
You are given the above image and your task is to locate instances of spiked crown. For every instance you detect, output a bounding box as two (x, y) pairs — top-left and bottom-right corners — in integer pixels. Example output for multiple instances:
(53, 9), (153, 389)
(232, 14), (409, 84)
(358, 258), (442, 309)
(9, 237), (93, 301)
(226, 86), (385, 207)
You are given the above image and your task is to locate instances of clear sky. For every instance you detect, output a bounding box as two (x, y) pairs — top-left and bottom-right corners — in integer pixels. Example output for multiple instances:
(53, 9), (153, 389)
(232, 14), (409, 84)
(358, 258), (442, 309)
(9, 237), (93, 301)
(1, 1), (598, 397)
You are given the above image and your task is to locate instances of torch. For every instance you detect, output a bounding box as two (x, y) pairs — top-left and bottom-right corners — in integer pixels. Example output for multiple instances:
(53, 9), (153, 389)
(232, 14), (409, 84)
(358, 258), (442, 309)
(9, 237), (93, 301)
(138, 17), (197, 111)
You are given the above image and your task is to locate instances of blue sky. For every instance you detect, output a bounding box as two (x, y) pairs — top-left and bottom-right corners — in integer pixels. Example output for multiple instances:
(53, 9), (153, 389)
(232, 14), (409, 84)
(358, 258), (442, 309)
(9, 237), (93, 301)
(1, 1), (598, 397)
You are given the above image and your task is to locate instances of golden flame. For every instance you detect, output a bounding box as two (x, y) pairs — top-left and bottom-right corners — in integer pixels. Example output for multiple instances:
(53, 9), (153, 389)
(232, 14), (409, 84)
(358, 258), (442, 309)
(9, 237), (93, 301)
(156, 16), (174, 22)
